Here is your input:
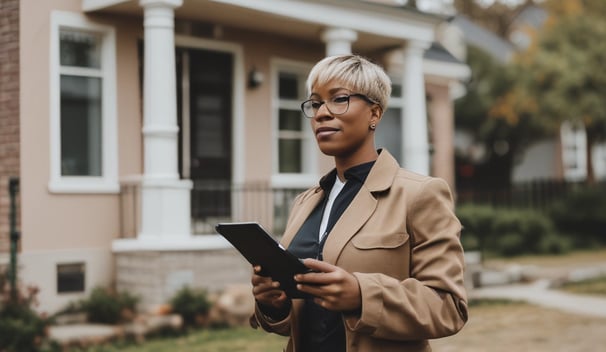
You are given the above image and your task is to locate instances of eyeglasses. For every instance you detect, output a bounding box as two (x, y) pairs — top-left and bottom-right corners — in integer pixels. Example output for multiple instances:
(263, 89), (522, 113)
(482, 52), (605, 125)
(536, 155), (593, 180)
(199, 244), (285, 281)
(300, 93), (378, 118)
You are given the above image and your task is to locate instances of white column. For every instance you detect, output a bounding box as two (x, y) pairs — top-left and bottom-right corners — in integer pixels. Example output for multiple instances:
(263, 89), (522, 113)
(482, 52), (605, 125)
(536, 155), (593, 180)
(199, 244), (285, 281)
(138, 0), (192, 240)
(401, 40), (431, 175)
(321, 27), (358, 56)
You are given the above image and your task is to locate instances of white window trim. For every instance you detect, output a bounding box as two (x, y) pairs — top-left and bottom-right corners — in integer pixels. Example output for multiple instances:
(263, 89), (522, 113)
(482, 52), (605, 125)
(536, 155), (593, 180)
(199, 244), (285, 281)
(560, 120), (587, 182)
(270, 58), (317, 189)
(49, 11), (119, 193)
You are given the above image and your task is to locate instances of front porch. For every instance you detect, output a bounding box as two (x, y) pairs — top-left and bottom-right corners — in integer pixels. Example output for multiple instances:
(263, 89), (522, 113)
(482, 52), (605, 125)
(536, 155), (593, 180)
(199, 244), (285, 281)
(114, 181), (306, 310)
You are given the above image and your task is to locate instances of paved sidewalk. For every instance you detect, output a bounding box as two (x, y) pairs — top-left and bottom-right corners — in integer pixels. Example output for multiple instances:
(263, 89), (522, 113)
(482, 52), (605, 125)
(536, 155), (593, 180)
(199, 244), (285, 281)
(471, 279), (606, 319)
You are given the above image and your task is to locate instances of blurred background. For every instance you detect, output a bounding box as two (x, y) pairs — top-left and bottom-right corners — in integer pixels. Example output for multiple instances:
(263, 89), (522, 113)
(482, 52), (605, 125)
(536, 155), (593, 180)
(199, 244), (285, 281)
(1, 0), (605, 350)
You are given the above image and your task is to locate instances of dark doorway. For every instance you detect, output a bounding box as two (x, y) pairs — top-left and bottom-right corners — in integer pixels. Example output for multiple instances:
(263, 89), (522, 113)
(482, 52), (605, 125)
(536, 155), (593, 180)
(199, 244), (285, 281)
(176, 47), (233, 221)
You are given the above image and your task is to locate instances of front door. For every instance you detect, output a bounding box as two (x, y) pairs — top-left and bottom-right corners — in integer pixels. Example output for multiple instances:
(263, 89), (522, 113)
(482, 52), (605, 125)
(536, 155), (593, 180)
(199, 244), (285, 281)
(177, 47), (233, 222)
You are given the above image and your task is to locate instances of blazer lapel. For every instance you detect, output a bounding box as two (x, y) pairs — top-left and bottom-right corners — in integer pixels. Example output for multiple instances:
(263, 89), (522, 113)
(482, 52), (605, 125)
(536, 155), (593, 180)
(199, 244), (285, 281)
(322, 149), (400, 264)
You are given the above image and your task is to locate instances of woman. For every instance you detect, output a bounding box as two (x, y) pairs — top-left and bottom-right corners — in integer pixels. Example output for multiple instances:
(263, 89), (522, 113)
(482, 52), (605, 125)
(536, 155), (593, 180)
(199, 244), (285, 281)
(250, 54), (467, 352)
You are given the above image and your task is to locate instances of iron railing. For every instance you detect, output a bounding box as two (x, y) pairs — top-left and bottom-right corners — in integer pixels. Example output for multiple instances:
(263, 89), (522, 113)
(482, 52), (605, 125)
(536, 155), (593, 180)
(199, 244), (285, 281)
(119, 181), (306, 238)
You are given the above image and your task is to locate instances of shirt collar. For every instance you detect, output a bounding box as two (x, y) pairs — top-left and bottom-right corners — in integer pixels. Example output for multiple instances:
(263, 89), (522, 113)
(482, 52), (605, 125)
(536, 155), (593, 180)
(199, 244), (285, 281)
(319, 160), (376, 191)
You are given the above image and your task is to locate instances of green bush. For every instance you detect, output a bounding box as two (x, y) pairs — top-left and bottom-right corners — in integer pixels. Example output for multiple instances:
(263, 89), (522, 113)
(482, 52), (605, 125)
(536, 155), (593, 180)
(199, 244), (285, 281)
(456, 204), (499, 252)
(0, 271), (51, 352)
(456, 204), (563, 257)
(169, 286), (211, 328)
(491, 209), (556, 256)
(81, 287), (139, 324)
(548, 186), (606, 248)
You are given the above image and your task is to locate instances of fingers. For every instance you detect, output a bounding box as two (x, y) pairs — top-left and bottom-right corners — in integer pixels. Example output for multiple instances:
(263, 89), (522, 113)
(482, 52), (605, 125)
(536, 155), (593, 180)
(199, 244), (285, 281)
(251, 265), (288, 308)
(295, 265), (362, 312)
(295, 263), (346, 286)
(302, 258), (337, 273)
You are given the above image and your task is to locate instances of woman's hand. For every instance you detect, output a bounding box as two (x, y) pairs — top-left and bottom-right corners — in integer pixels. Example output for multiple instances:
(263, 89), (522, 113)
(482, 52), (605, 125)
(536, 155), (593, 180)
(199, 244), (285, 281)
(295, 258), (362, 312)
(251, 265), (289, 310)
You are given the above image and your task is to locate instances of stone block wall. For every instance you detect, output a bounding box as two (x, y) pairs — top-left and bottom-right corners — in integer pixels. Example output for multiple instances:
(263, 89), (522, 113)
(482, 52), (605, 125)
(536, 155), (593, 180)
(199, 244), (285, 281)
(115, 248), (254, 311)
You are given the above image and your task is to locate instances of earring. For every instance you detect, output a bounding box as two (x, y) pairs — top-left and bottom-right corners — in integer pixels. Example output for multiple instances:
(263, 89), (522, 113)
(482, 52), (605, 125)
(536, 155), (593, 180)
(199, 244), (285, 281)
(370, 123), (376, 130)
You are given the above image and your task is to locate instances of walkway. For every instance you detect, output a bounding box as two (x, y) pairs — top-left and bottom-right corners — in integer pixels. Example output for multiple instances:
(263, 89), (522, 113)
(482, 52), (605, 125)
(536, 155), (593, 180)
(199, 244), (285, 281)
(471, 279), (606, 319)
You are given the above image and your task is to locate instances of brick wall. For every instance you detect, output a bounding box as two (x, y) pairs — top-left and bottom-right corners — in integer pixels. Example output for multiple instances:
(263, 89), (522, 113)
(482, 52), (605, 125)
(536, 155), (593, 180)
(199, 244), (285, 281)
(0, 0), (20, 255)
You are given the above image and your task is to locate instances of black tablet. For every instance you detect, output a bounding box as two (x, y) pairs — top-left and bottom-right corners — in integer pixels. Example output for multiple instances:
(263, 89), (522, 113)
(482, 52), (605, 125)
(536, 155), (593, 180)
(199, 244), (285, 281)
(215, 222), (311, 299)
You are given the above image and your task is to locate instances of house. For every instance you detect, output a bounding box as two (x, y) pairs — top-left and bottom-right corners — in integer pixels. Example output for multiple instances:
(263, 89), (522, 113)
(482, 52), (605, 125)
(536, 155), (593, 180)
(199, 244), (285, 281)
(0, 0), (469, 313)
(451, 5), (606, 185)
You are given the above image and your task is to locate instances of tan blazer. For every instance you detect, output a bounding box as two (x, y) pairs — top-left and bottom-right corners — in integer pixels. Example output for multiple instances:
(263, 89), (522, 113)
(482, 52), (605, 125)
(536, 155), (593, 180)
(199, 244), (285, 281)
(252, 150), (468, 352)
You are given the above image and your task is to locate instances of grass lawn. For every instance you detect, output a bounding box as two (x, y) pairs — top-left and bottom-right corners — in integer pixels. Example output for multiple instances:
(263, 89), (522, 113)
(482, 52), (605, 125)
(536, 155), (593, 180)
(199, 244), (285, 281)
(75, 299), (606, 352)
(70, 327), (288, 352)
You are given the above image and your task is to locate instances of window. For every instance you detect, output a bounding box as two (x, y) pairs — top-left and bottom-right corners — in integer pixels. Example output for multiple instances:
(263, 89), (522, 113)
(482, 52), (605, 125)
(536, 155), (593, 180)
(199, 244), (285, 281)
(560, 121), (587, 181)
(271, 60), (316, 188)
(49, 11), (118, 193)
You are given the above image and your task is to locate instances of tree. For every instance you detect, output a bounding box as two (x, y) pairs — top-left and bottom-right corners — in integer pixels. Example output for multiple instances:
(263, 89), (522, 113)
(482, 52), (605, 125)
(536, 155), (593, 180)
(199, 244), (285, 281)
(455, 46), (548, 189)
(501, 0), (606, 181)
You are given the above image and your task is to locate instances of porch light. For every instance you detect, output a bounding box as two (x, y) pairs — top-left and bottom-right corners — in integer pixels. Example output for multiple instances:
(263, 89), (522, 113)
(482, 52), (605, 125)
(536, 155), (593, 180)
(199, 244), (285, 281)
(248, 66), (264, 89)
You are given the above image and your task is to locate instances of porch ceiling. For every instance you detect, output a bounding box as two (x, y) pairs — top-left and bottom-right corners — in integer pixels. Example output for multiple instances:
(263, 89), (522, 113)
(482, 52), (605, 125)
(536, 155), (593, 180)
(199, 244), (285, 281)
(83, 0), (442, 53)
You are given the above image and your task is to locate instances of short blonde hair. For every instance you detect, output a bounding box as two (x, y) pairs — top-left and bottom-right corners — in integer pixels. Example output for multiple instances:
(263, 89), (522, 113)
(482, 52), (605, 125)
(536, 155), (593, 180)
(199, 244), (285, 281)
(306, 54), (392, 111)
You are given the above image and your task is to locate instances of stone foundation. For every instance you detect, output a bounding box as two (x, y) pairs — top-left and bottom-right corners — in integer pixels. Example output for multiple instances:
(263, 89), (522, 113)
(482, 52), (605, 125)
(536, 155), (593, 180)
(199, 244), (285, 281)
(115, 248), (253, 311)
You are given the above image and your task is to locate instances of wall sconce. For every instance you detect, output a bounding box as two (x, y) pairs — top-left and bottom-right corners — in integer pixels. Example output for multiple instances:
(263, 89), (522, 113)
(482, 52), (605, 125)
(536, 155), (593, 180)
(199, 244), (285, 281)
(248, 66), (264, 89)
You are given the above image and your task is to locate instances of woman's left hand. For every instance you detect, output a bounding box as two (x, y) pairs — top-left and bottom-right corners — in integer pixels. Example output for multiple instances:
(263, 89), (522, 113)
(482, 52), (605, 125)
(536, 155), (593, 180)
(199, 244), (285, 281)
(295, 258), (361, 312)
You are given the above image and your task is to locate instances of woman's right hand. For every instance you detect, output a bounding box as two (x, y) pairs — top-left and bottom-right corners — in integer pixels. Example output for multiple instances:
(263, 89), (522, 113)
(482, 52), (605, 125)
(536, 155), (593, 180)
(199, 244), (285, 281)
(251, 265), (289, 309)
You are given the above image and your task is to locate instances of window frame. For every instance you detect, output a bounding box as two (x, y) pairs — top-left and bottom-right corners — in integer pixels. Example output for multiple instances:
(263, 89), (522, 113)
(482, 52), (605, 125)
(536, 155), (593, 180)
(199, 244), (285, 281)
(560, 120), (587, 182)
(49, 11), (118, 193)
(270, 59), (317, 188)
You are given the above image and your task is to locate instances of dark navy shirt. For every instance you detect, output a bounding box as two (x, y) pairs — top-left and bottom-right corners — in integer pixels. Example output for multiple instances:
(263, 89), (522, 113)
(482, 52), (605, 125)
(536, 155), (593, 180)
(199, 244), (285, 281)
(287, 160), (375, 352)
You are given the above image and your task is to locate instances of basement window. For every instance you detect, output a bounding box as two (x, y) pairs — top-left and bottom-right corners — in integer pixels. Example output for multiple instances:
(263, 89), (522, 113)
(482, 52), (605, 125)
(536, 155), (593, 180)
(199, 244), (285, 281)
(57, 263), (85, 293)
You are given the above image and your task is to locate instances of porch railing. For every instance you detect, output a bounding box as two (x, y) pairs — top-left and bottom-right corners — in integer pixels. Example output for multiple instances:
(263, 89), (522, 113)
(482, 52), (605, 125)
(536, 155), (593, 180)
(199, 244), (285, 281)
(119, 181), (306, 238)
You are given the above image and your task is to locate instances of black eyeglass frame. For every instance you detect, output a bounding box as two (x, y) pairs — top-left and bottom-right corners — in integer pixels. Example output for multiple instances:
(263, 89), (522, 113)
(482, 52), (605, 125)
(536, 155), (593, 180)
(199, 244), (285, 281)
(300, 93), (379, 119)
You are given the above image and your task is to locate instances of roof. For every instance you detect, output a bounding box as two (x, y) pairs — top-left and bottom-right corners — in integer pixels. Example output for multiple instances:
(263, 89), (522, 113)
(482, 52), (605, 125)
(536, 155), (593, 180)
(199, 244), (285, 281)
(451, 14), (515, 63)
(424, 42), (462, 64)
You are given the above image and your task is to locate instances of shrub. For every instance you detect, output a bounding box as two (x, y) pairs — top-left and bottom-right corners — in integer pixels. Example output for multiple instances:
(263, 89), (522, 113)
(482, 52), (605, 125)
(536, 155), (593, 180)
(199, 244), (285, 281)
(456, 204), (561, 257)
(456, 204), (498, 252)
(491, 209), (555, 256)
(170, 286), (211, 328)
(0, 270), (51, 352)
(81, 287), (139, 324)
(548, 185), (606, 248)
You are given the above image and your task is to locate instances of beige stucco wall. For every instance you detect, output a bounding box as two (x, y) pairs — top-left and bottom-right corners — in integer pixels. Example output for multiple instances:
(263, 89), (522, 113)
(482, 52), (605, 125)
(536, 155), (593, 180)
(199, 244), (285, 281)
(19, 0), (143, 312)
(20, 0), (142, 252)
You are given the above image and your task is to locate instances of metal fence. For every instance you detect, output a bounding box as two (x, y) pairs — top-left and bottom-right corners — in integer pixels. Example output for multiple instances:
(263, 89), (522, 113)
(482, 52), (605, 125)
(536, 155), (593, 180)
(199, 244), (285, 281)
(189, 181), (305, 235)
(456, 179), (606, 210)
